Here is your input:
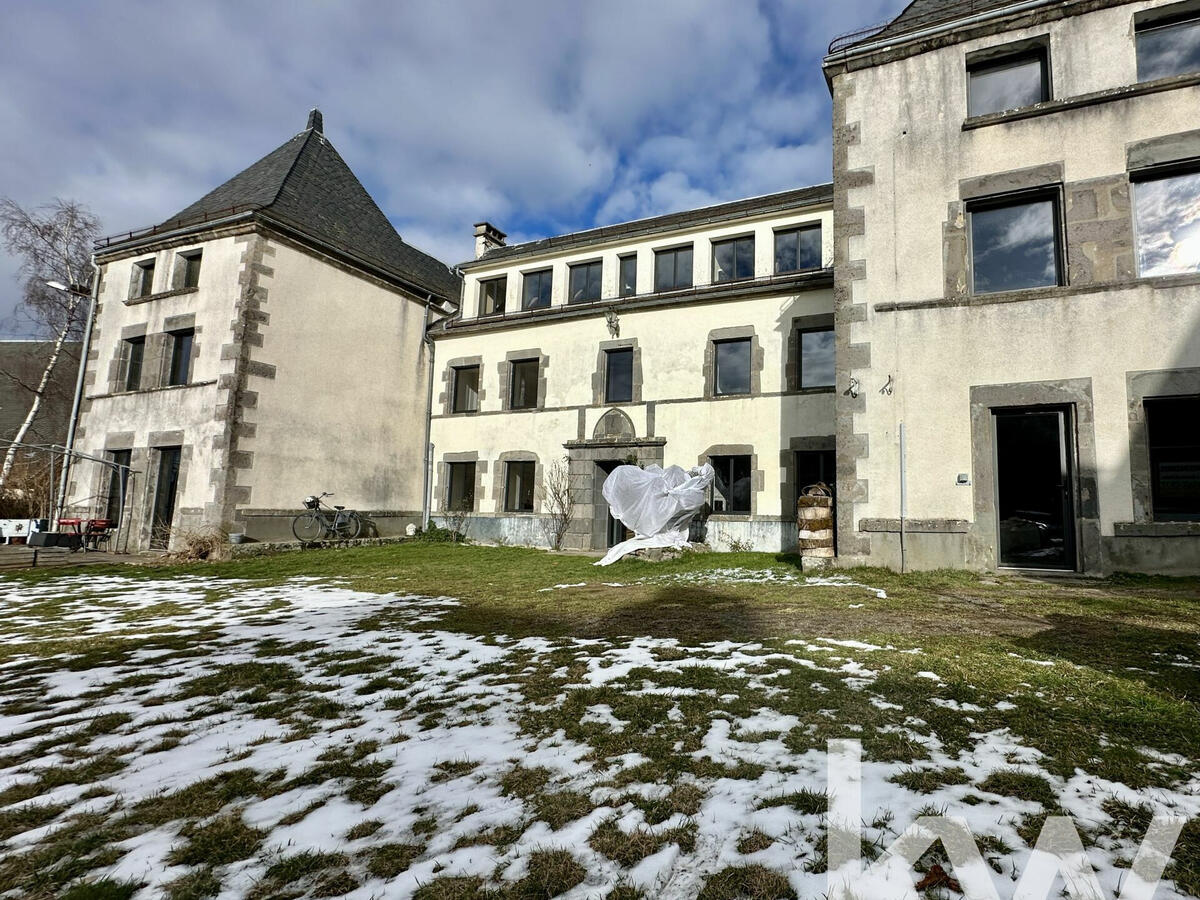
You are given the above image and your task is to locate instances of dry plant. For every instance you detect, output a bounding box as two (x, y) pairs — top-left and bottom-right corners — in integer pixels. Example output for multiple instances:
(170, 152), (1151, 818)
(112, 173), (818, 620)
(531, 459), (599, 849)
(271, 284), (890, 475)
(166, 525), (231, 562)
(537, 455), (574, 550)
(444, 498), (472, 541)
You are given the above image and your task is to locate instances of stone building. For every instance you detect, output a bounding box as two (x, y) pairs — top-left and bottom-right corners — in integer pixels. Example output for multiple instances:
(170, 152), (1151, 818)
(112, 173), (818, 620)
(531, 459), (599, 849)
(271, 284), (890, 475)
(823, 0), (1200, 574)
(67, 111), (459, 549)
(428, 188), (835, 552)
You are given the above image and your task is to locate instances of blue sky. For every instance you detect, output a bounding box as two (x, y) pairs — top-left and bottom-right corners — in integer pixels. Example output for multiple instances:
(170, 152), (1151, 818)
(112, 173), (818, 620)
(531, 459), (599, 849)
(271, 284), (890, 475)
(0, 0), (905, 335)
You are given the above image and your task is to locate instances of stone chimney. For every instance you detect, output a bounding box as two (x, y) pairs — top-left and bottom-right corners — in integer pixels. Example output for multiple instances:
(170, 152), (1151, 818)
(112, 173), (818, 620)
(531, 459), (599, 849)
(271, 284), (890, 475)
(474, 222), (506, 259)
(307, 108), (324, 134)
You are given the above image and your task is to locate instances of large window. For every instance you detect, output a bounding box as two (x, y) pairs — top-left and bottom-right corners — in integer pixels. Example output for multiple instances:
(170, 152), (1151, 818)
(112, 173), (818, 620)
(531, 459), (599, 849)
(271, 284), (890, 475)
(710, 454), (751, 514)
(799, 328), (835, 390)
(568, 260), (602, 303)
(619, 254), (638, 297)
(605, 348), (633, 403)
(522, 269), (552, 310)
(712, 236), (755, 283)
(132, 260), (155, 299)
(967, 48), (1049, 117)
(479, 276), (507, 317)
(509, 359), (539, 409)
(714, 338), (751, 396)
(1145, 395), (1200, 520)
(1136, 12), (1200, 82)
(452, 365), (480, 413)
(166, 329), (194, 386)
(775, 225), (822, 274)
(1134, 167), (1200, 277)
(969, 192), (1062, 294)
(104, 449), (132, 525)
(446, 461), (476, 512)
(504, 461), (536, 512)
(121, 337), (145, 392)
(654, 245), (693, 292)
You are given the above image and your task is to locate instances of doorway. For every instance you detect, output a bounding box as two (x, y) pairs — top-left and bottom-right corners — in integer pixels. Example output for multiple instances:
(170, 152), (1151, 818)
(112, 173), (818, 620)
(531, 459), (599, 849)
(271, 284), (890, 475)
(594, 461), (631, 550)
(993, 407), (1076, 570)
(150, 446), (181, 550)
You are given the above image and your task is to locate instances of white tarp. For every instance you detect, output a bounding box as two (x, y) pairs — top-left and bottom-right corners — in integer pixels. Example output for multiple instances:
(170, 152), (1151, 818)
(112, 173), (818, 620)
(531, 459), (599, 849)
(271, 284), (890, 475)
(595, 463), (715, 566)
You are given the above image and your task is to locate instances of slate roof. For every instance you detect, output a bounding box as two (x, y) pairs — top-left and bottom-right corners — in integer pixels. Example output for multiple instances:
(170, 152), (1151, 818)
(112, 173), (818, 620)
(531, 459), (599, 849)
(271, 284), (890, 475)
(463, 183), (834, 269)
(834, 0), (1027, 53)
(159, 112), (460, 301)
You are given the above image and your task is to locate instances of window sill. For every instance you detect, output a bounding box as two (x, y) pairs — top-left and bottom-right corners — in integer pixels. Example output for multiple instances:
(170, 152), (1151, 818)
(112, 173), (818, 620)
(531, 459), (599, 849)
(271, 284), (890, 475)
(123, 286), (199, 307)
(962, 71), (1200, 131)
(876, 272), (1200, 312)
(1113, 520), (1200, 537)
(790, 386), (837, 396)
(707, 512), (753, 520)
(448, 409), (480, 416)
(87, 379), (217, 401)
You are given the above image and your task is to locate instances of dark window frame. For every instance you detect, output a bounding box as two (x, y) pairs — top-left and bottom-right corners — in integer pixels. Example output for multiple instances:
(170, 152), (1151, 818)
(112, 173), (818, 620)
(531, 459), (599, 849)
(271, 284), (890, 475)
(1135, 9), (1200, 82)
(711, 234), (756, 283)
(180, 250), (202, 289)
(797, 326), (836, 391)
(122, 337), (146, 392)
(133, 260), (156, 298)
(104, 448), (132, 525)
(604, 347), (634, 404)
(568, 259), (603, 304)
(966, 44), (1051, 117)
(1131, 159), (1200, 278)
(654, 244), (694, 292)
(166, 329), (194, 387)
(1145, 394), (1200, 521)
(521, 268), (553, 310)
(966, 187), (1066, 296)
(509, 358), (540, 410)
(479, 276), (507, 317)
(446, 461), (477, 512)
(619, 253), (638, 297)
(504, 460), (536, 512)
(774, 224), (823, 274)
(709, 454), (752, 515)
(451, 365), (481, 414)
(713, 337), (752, 397)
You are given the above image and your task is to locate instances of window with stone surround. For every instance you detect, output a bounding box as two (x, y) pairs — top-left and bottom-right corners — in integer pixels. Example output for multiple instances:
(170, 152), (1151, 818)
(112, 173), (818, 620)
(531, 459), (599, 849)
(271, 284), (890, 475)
(968, 191), (1063, 294)
(1145, 395), (1200, 520)
(166, 329), (194, 386)
(799, 327), (835, 389)
(120, 337), (145, 392)
(175, 250), (202, 290)
(654, 245), (693, 291)
(1134, 165), (1200, 276)
(452, 365), (480, 413)
(479, 276), (507, 317)
(1136, 10), (1200, 82)
(509, 359), (539, 409)
(710, 454), (751, 514)
(446, 461), (476, 512)
(504, 460), (536, 512)
(967, 46), (1048, 117)
(605, 348), (633, 404)
(131, 259), (156, 299)
(713, 338), (751, 396)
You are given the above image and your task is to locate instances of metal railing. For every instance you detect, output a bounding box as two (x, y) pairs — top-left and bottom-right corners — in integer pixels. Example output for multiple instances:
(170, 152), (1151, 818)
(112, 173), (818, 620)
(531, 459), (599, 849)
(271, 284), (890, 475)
(93, 204), (260, 250)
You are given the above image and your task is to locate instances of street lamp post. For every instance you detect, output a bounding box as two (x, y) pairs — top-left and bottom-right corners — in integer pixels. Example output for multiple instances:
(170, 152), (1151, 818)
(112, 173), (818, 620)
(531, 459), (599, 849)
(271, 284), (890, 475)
(46, 273), (99, 522)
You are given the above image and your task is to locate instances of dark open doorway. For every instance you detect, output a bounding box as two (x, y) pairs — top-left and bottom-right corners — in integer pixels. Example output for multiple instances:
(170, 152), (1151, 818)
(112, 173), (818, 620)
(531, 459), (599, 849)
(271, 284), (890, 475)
(594, 461), (631, 550)
(993, 407), (1077, 570)
(150, 446), (181, 550)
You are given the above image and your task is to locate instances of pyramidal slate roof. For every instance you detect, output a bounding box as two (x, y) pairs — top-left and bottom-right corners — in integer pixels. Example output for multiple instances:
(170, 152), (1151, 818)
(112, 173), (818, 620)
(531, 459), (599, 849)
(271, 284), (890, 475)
(836, 0), (1026, 52)
(168, 110), (460, 301)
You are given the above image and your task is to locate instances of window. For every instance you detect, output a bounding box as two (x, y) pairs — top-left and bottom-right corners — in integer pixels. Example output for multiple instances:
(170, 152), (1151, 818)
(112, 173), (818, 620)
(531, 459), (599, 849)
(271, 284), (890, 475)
(132, 260), (155, 298)
(605, 348), (633, 403)
(452, 365), (480, 413)
(799, 328), (835, 389)
(712, 235), (755, 283)
(166, 329), (194, 386)
(104, 449), (132, 525)
(654, 245), (693, 291)
(479, 276), (507, 317)
(1134, 166), (1200, 276)
(522, 269), (552, 310)
(710, 454), (751, 514)
(177, 251), (202, 289)
(569, 260), (602, 303)
(967, 48), (1049, 117)
(504, 460), (536, 512)
(714, 338), (751, 396)
(775, 225), (822, 274)
(969, 192), (1062, 294)
(509, 359), (539, 409)
(446, 462), (476, 512)
(1136, 12), (1200, 82)
(619, 254), (638, 297)
(121, 337), (145, 392)
(1145, 395), (1200, 520)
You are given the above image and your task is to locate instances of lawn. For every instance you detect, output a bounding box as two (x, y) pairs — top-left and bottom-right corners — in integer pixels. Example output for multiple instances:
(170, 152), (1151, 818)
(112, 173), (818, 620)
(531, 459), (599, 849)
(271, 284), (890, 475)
(0, 543), (1198, 899)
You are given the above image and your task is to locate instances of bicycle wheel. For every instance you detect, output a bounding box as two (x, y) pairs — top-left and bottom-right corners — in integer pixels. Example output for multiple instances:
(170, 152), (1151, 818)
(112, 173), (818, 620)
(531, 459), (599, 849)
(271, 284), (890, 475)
(339, 512), (363, 540)
(292, 512), (325, 541)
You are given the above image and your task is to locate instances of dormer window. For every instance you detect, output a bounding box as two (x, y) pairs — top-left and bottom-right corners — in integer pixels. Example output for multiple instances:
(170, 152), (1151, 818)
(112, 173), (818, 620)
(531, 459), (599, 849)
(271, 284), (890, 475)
(521, 269), (552, 310)
(479, 276), (506, 317)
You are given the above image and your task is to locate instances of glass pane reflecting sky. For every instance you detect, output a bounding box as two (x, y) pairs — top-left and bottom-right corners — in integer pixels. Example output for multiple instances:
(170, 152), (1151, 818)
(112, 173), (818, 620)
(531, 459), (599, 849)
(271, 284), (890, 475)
(801, 330), (835, 388)
(1136, 170), (1200, 276)
(971, 199), (1059, 293)
(969, 56), (1044, 116)
(715, 340), (751, 394)
(1137, 19), (1200, 81)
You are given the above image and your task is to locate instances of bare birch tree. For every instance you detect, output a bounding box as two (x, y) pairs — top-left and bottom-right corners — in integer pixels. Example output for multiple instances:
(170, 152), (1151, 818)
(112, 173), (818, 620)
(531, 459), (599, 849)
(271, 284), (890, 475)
(0, 198), (99, 491)
(538, 455), (575, 550)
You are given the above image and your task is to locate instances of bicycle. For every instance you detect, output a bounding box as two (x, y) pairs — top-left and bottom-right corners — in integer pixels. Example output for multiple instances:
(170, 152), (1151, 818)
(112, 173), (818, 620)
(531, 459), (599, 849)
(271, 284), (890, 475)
(291, 492), (363, 541)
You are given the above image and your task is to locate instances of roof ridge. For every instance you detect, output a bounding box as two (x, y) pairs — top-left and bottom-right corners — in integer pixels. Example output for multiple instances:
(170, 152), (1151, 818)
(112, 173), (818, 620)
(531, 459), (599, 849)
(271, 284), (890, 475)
(270, 128), (319, 208)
